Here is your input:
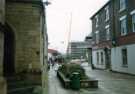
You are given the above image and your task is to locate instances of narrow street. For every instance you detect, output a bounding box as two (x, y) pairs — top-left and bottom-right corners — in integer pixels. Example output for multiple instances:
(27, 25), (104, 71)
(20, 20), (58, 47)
(48, 63), (135, 94)
(48, 67), (79, 94)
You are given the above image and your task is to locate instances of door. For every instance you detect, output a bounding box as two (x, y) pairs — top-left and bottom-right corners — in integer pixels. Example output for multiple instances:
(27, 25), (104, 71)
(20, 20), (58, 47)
(3, 24), (15, 77)
(105, 48), (111, 70)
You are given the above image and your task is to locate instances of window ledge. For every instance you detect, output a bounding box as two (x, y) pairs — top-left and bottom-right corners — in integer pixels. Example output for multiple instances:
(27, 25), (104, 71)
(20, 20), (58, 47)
(121, 33), (127, 36)
(130, 10), (135, 15)
(105, 19), (109, 22)
(119, 8), (126, 13)
(122, 65), (128, 68)
(106, 39), (111, 41)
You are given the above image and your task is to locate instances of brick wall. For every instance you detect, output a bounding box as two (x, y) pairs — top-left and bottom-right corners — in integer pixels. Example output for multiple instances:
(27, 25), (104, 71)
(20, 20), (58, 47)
(117, 33), (135, 46)
(113, 0), (135, 46)
(91, 1), (113, 48)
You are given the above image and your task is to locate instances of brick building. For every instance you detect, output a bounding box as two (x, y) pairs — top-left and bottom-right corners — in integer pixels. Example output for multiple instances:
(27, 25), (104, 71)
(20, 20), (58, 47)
(111, 0), (135, 74)
(91, 0), (135, 74)
(91, 1), (112, 70)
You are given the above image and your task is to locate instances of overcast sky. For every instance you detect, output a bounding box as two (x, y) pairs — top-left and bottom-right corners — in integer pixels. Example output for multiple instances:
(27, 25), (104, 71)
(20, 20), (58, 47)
(45, 0), (109, 53)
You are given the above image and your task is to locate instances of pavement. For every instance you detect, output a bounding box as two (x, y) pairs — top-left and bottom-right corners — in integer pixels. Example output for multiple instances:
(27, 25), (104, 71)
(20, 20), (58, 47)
(48, 63), (135, 94)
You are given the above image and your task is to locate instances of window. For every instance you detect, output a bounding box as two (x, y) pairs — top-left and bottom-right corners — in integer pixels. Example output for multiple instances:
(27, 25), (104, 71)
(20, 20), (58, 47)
(130, 10), (135, 32)
(105, 6), (109, 21)
(95, 31), (99, 44)
(95, 15), (99, 28)
(101, 52), (104, 65)
(119, 0), (126, 11)
(120, 16), (127, 36)
(122, 48), (128, 67)
(97, 52), (99, 65)
(132, 14), (135, 32)
(105, 25), (110, 40)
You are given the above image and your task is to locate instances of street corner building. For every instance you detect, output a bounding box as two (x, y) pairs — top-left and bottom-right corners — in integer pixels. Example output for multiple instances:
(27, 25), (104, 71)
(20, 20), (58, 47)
(6, 0), (45, 74)
(90, 0), (135, 75)
(90, 1), (112, 70)
(0, 0), (7, 94)
(0, 0), (48, 93)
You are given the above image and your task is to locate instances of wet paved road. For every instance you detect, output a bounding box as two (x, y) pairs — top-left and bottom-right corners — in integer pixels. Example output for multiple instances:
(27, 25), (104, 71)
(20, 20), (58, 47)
(48, 64), (135, 94)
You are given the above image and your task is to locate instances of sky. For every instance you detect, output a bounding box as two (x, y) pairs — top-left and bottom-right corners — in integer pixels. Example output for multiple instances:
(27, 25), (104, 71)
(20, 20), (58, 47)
(45, 0), (109, 53)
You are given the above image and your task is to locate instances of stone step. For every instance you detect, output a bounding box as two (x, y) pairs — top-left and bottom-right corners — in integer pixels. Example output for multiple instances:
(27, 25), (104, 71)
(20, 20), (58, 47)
(7, 78), (36, 94)
(7, 86), (34, 94)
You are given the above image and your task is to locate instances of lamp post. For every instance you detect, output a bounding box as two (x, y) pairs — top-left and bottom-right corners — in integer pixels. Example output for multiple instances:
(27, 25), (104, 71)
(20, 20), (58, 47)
(66, 12), (72, 62)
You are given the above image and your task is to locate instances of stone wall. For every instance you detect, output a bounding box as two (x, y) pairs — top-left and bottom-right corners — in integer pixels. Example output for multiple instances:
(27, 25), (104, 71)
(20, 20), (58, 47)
(0, 1), (6, 94)
(0, 0), (5, 24)
(0, 30), (4, 76)
(0, 0), (5, 77)
(6, 2), (43, 73)
(0, 77), (6, 94)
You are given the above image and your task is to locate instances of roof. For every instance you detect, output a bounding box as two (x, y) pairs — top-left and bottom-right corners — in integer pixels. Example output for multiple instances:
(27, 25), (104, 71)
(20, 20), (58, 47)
(90, 0), (110, 20)
(48, 49), (58, 53)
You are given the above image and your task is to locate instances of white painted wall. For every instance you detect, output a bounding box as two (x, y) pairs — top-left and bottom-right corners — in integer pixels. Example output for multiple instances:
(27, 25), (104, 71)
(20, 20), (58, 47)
(92, 49), (106, 69)
(111, 44), (135, 74)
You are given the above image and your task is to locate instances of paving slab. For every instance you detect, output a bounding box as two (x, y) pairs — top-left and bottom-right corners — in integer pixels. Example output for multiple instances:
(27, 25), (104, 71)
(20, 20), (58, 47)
(48, 64), (135, 94)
